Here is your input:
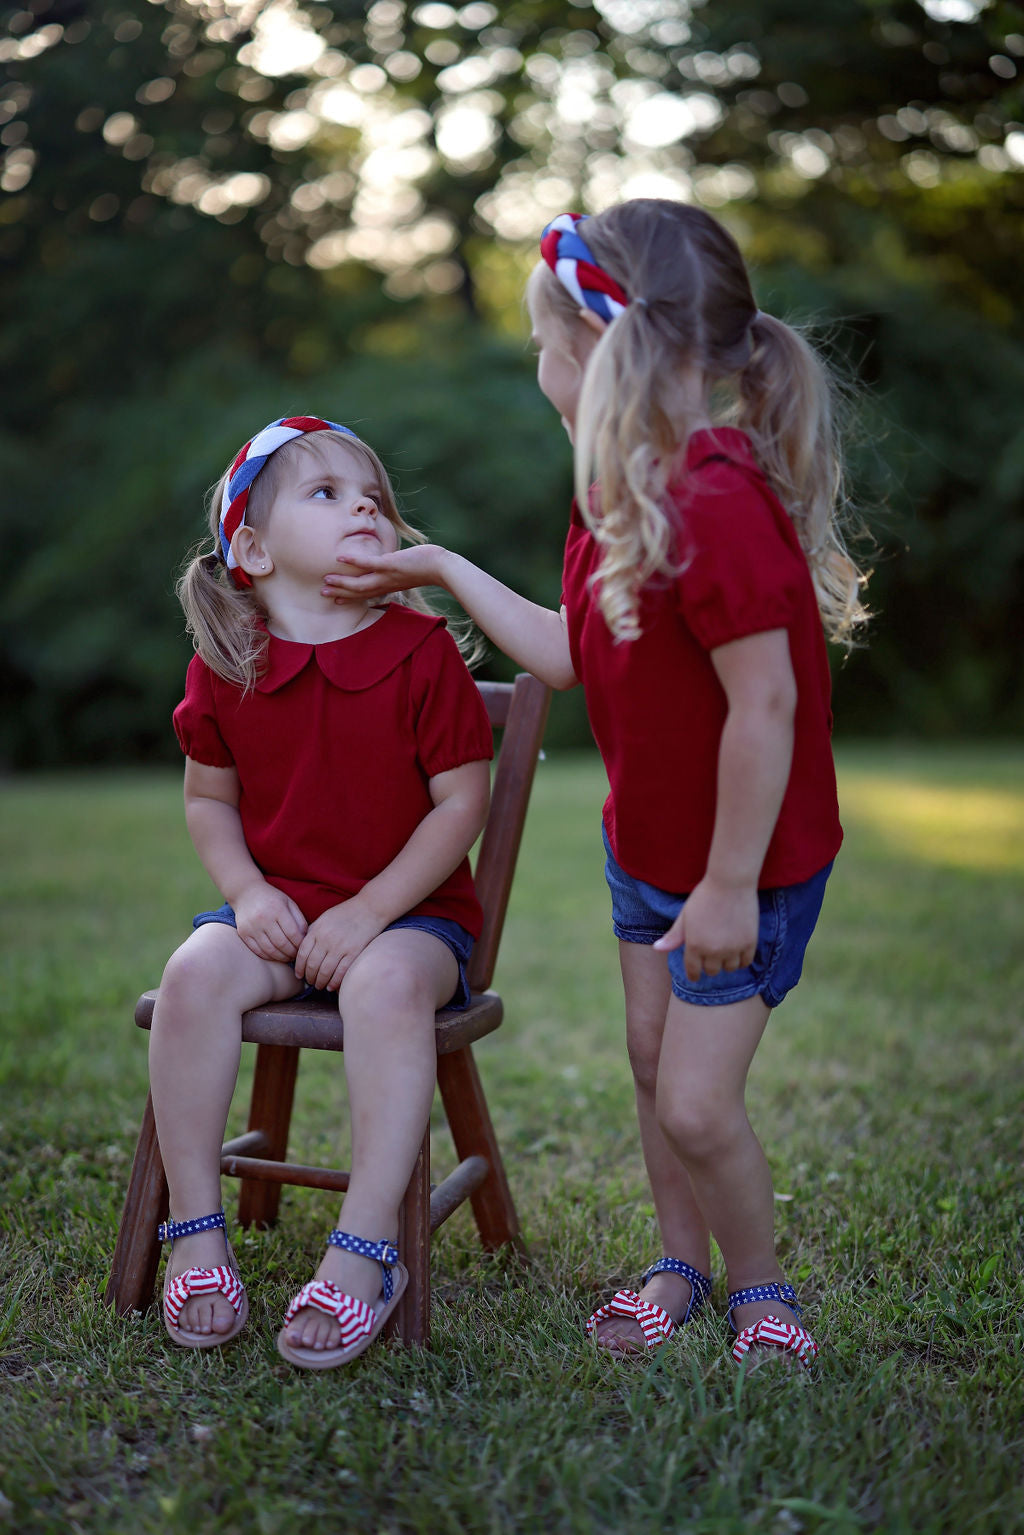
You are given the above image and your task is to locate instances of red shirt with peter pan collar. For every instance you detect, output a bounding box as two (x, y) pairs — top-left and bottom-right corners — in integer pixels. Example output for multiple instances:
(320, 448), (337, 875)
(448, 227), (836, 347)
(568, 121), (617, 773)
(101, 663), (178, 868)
(562, 426), (842, 893)
(173, 605), (493, 935)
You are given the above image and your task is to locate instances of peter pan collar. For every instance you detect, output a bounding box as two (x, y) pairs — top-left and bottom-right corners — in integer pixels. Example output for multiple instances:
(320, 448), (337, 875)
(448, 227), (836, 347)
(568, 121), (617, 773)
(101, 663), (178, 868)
(685, 425), (757, 472)
(256, 605), (446, 694)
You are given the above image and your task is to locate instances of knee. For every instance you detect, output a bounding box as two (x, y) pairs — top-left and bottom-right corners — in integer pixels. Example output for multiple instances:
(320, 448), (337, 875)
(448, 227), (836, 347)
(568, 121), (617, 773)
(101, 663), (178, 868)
(656, 1089), (740, 1166)
(338, 954), (426, 1025)
(156, 935), (236, 1016)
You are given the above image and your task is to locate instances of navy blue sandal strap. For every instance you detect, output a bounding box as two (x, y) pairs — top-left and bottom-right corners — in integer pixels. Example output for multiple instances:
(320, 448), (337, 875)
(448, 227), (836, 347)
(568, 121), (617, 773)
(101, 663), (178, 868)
(158, 1210), (227, 1243)
(326, 1230), (399, 1303)
(640, 1257), (712, 1324)
(727, 1280), (801, 1332)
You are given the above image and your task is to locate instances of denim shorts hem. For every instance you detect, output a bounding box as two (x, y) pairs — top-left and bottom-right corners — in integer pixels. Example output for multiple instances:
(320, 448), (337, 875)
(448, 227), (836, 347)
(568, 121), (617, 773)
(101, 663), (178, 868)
(603, 826), (831, 1010)
(191, 903), (475, 1011)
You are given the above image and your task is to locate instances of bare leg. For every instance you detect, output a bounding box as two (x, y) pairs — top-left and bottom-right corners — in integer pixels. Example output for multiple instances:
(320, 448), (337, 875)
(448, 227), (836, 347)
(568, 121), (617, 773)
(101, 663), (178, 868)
(281, 928), (458, 1352)
(149, 923), (300, 1335)
(656, 992), (787, 1333)
(593, 942), (712, 1352)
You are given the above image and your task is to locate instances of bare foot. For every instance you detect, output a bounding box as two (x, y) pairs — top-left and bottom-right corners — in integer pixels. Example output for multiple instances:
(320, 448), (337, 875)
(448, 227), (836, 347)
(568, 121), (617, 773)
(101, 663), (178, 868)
(281, 1246), (383, 1353)
(165, 1231), (240, 1336)
(593, 1270), (697, 1353)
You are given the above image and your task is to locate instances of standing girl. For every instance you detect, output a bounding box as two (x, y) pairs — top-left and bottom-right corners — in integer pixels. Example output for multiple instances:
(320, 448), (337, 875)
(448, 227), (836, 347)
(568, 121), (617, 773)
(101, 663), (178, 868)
(325, 200), (868, 1368)
(151, 415), (492, 1369)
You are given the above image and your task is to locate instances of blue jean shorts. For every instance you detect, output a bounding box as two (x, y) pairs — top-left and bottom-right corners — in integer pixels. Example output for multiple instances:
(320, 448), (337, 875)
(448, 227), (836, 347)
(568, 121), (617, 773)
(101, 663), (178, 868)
(602, 826), (832, 1009)
(192, 903), (475, 1011)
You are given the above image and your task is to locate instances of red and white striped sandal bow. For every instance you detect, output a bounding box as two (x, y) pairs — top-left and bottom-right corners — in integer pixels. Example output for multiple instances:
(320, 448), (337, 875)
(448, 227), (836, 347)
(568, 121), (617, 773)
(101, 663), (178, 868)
(281, 1280), (377, 1350)
(731, 1314), (819, 1369)
(164, 1266), (245, 1330)
(158, 1211), (249, 1348)
(585, 1289), (675, 1351)
(276, 1230), (409, 1370)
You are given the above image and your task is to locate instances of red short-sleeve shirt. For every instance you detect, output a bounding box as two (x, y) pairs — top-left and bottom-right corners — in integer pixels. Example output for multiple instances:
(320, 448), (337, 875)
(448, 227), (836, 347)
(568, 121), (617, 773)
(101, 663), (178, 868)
(173, 605), (493, 934)
(562, 427), (842, 892)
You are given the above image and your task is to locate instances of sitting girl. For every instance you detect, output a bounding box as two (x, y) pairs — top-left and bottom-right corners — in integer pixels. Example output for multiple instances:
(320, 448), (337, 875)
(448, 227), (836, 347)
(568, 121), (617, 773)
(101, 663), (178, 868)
(149, 415), (491, 1369)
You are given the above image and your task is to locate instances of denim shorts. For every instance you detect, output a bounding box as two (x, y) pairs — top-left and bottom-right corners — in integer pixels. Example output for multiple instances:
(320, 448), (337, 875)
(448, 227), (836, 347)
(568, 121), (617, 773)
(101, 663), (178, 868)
(192, 903), (475, 1011)
(602, 826), (832, 1009)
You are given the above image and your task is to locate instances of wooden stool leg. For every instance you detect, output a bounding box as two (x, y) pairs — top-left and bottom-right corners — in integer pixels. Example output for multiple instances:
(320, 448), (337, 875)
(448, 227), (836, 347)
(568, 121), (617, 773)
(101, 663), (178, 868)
(436, 1046), (524, 1253)
(237, 1043), (300, 1229)
(385, 1131), (431, 1347)
(105, 1091), (169, 1315)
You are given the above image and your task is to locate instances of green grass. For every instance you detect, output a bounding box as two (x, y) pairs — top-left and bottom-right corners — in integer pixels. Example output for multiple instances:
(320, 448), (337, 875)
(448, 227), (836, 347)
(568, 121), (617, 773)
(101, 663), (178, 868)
(1, 745), (1022, 1535)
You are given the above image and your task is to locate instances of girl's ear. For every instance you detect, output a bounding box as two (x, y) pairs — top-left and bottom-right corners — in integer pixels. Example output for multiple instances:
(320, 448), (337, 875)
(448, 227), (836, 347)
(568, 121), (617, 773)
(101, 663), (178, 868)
(578, 308), (607, 338)
(231, 526), (273, 578)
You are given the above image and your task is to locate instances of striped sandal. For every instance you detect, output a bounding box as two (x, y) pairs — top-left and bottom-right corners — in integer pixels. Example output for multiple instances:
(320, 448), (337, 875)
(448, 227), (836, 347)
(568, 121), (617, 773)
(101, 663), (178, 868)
(728, 1281), (819, 1370)
(276, 1230), (409, 1370)
(586, 1257), (712, 1353)
(159, 1210), (248, 1349)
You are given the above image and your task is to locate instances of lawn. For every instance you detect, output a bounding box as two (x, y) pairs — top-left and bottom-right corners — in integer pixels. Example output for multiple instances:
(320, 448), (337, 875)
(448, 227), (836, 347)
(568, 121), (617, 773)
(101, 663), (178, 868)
(1, 744), (1022, 1535)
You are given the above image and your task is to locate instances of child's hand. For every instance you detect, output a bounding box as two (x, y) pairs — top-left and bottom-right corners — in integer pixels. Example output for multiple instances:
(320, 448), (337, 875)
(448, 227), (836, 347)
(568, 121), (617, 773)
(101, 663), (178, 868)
(321, 544), (445, 601)
(294, 898), (386, 992)
(233, 883), (308, 963)
(654, 877), (759, 983)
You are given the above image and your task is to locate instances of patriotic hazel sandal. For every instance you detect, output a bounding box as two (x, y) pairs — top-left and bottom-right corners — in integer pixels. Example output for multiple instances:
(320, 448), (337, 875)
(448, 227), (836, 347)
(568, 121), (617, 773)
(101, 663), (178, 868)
(728, 1281), (819, 1370)
(159, 1210), (249, 1349)
(585, 1257), (713, 1353)
(276, 1230), (409, 1370)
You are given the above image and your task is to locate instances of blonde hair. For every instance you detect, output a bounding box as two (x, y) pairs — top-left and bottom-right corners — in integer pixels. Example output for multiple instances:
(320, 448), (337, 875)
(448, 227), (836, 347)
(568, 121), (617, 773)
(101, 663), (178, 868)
(529, 199), (868, 648)
(178, 428), (469, 690)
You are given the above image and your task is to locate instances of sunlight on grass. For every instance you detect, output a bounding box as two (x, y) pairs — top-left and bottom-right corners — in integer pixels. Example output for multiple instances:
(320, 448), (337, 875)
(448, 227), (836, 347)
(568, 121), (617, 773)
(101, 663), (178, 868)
(837, 774), (1024, 872)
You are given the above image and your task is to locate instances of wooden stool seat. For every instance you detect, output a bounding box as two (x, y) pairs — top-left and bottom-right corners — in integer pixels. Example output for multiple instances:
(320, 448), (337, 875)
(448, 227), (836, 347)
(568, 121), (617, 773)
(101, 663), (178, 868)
(105, 672), (550, 1347)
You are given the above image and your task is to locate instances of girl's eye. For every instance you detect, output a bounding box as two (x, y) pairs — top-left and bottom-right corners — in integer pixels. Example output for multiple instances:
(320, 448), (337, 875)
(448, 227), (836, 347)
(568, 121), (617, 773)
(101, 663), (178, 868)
(311, 485), (335, 499)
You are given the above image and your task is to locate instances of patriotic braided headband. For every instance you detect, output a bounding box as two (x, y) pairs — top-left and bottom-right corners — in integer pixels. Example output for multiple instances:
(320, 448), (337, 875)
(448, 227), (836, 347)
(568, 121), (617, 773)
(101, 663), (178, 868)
(218, 415), (356, 589)
(540, 211), (765, 330)
(539, 212), (630, 322)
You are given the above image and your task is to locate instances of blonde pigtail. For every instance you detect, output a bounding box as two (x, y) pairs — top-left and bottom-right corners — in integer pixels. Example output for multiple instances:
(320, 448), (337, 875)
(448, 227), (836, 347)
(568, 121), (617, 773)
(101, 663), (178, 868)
(177, 545), (266, 693)
(738, 316), (869, 648)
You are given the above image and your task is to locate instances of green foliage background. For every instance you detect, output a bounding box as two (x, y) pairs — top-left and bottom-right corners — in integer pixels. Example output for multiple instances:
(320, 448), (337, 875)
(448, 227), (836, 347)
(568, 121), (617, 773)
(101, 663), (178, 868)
(2, 0), (1023, 764)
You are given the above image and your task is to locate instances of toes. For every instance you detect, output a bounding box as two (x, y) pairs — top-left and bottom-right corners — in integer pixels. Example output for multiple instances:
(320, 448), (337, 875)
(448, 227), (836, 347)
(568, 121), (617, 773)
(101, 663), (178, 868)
(179, 1299), (211, 1334)
(594, 1318), (645, 1353)
(288, 1308), (340, 1351)
(177, 1295), (236, 1335)
(210, 1303), (237, 1335)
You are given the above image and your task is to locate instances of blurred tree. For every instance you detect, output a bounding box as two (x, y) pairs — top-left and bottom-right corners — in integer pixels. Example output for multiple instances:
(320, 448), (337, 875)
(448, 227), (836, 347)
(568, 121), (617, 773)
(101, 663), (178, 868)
(1, 0), (1022, 762)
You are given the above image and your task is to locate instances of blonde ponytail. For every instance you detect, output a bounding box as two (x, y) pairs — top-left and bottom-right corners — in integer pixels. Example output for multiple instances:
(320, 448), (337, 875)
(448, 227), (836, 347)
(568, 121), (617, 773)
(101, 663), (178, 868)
(736, 314), (868, 648)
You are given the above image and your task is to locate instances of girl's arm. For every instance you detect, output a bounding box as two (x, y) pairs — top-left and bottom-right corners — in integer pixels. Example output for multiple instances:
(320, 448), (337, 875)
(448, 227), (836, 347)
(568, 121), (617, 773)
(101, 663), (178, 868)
(322, 545), (577, 691)
(293, 757), (492, 992)
(184, 757), (307, 962)
(654, 629), (796, 980)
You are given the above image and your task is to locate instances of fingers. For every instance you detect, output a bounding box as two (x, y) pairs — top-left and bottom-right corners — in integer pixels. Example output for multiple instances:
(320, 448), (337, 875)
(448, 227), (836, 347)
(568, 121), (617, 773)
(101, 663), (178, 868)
(294, 935), (349, 991)
(652, 911), (686, 953)
(241, 926), (297, 964)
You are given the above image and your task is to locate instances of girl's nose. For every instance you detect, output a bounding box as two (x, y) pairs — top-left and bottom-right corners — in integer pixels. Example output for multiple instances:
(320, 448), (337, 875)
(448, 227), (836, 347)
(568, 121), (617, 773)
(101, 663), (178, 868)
(353, 498), (378, 517)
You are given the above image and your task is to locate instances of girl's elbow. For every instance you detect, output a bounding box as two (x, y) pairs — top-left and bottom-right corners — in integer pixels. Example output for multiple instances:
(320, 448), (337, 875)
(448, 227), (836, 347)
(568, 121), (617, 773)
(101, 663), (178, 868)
(548, 659), (579, 692)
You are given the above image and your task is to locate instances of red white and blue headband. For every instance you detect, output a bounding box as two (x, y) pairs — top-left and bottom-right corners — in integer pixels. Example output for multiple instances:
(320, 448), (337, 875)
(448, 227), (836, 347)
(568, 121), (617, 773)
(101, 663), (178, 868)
(540, 212), (629, 322)
(219, 415), (356, 588)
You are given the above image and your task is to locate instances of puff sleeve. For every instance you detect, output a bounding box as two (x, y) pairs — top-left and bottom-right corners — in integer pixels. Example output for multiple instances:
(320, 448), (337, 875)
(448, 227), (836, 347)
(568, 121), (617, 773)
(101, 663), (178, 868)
(408, 627), (494, 779)
(673, 470), (806, 652)
(172, 654), (234, 768)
